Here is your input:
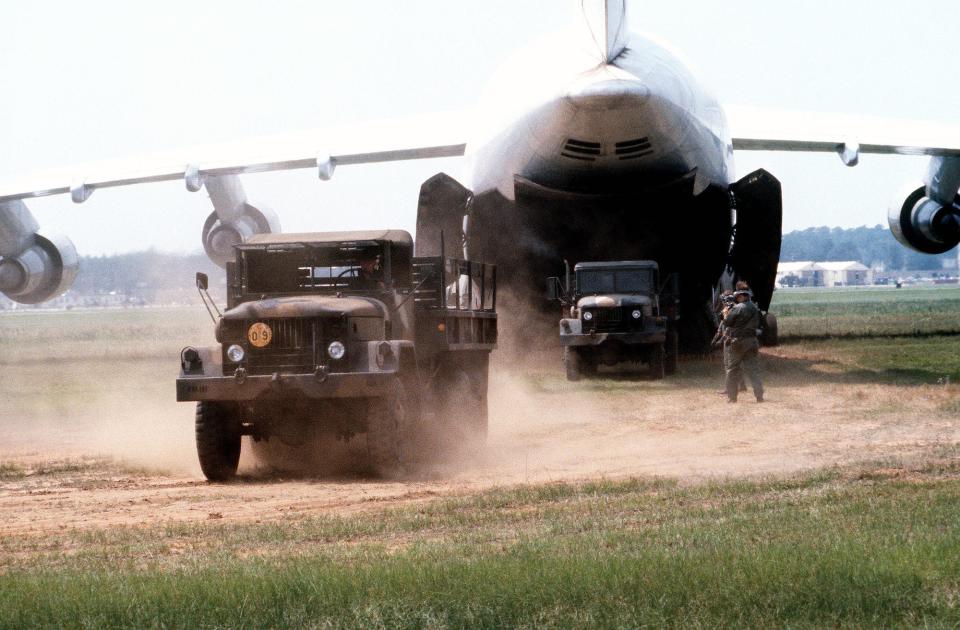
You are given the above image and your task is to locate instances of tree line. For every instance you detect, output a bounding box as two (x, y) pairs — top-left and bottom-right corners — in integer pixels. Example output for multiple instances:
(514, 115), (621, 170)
(779, 225), (956, 271)
(11, 226), (956, 304)
(70, 250), (223, 297)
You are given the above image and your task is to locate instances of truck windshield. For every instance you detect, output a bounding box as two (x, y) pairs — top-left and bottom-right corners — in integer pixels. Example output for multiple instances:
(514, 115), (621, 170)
(242, 242), (389, 294)
(578, 269), (653, 294)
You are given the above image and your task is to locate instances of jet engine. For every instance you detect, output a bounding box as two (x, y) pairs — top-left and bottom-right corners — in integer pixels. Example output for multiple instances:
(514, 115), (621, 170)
(889, 185), (960, 254)
(201, 204), (280, 267)
(0, 201), (78, 304)
(199, 175), (281, 267)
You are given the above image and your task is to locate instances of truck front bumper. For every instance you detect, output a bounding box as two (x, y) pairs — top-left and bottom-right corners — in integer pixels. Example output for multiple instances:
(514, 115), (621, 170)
(559, 318), (666, 347)
(176, 370), (397, 402)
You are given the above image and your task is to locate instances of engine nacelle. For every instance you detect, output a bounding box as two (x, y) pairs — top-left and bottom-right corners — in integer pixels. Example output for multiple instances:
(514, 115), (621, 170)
(201, 203), (280, 267)
(889, 185), (960, 254)
(0, 232), (79, 304)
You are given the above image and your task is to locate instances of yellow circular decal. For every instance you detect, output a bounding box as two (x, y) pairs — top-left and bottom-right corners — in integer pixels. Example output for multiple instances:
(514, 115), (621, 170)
(247, 322), (273, 348)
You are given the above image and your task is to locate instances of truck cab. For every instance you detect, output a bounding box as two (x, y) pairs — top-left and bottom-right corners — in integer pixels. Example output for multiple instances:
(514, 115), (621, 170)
(549, 260), (678, 381)
(178, 229), (497, 480)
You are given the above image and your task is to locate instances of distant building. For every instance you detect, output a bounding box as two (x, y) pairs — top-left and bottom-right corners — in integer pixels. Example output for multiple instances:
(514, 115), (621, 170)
(776, 261), (821, 287)
(817, 261), (872, 286)
(776, 261), (873, 287)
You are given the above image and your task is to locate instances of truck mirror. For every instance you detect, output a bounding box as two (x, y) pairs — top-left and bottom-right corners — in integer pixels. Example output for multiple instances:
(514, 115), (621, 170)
(546, 277), (561, 301)
(196, 272), (209, 291)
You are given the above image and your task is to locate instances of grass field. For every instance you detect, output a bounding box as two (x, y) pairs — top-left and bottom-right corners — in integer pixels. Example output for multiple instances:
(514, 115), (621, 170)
(771, 285), (960, 338)
(1, 298), (959, 627)
(1, 461), (959, 627)
(0, 307), (213, 465)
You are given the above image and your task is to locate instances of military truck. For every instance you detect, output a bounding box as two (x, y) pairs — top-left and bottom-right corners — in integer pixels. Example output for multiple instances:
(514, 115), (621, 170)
(548, 260), (678, 381)
(177, 230), (497, 480)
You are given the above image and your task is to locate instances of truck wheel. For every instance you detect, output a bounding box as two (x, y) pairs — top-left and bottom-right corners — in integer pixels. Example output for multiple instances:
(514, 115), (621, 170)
(664, 329), (679, 375)
(648, 345), (666, 380)
(195, 401), (241, 482)
(565, 347), (582, 381)
(759, 312), (779, 347)
(581, 354), (598, 377)
(367, 378), (415, 476)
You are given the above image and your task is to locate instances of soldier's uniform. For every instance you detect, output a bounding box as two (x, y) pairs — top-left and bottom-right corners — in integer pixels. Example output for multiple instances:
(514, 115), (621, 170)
(721, 295), (764, 402)
(713, 305), (746, 393)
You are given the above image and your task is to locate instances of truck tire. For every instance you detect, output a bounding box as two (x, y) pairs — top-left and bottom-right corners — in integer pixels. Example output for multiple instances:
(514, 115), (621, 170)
(195, 401), (241, 482)
(581, 354), (598, 377)
(759, 312), (779, 347)
(565, 347), (582, 381)
(367, 378), (415, 476)
(648, 344), (666, 380)
(664, 328), (679, 375)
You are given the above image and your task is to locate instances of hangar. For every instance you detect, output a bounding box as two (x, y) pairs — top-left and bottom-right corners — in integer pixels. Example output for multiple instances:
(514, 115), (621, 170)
(776, 261), (872, 287)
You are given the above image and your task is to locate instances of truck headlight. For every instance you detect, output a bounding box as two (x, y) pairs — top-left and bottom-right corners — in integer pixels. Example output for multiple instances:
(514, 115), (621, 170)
(226, 344), (245, 363)
(632, 309), (642, 319)
(582, 311), (593, 321)
(327, 341), (346, 360)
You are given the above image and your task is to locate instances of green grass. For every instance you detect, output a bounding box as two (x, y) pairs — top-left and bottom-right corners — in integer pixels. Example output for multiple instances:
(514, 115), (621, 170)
(771, 285), (960, 305)
(2, 467), (960, 628)
(0, 306), (212, 363)
(0, 307), (209, 432)
(770, 285), (960, 338)
(786, 336), (960, 383)
(3, 304), (960, 627)
(0, 461), (27, 481)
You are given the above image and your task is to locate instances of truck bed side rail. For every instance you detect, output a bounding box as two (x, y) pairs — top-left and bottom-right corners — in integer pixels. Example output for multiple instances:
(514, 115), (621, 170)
(411, 257), (497, 313)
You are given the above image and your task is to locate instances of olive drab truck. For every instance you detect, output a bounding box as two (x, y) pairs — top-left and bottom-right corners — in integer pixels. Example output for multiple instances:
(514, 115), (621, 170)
(548, 260), (678, 381)
(177, 230), (497, 480)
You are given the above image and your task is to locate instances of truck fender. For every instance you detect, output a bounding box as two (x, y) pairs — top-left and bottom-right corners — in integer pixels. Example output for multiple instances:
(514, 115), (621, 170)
(180, 345), (223, 378)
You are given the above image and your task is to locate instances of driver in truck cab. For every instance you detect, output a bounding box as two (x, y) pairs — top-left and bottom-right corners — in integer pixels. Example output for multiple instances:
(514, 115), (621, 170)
(354, 254), (384, 290)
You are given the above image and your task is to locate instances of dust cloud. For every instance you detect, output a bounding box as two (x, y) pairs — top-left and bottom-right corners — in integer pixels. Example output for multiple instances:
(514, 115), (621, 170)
(3, 319), (958, 487)
(82, 395), (201, 475)
(4, 340), (959, 534)
(2, 387), (200, 476)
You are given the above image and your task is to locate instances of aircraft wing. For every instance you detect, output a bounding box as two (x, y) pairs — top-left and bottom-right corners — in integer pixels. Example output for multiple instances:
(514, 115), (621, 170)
(727, 105), (960, 163)
(0, 111), (469, 204)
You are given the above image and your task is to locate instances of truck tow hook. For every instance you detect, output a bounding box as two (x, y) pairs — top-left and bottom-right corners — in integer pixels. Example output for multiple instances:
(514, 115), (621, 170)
(270, 372), (282, 392)
(234, 367), (247, 384)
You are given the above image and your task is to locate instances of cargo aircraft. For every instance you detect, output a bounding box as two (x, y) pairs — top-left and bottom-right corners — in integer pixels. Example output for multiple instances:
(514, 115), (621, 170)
(2, 0), (959, 349)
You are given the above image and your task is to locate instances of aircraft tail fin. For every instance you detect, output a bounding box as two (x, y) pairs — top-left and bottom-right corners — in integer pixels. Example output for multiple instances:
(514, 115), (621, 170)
(581, 0), (629, 62)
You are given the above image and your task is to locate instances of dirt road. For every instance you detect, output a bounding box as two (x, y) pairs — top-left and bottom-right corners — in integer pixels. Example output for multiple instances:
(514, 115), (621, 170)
(2, 346), (958, 535)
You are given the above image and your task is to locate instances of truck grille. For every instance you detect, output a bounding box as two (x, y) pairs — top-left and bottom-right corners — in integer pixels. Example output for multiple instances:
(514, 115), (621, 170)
(257, 318), (313, 350)
(241, 317), (324, 374)
(590, 308), (621, 331)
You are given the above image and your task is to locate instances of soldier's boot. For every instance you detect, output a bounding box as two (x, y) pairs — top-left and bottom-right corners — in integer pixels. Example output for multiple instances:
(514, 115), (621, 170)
(754, 384), (765, 402)
(725, 380), (739, 403)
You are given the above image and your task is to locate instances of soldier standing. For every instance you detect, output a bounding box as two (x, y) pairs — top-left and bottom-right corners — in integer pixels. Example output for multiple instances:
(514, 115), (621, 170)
(722, 288), (764, 403)
(713, 290), (746, 394)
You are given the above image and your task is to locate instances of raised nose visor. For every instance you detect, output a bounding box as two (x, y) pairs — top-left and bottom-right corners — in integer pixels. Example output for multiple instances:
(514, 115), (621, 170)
(564, 78), (650, 111)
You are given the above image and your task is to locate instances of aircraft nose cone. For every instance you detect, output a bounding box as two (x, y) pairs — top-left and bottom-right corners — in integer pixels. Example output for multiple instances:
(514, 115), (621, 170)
(565, 78), (650, 111)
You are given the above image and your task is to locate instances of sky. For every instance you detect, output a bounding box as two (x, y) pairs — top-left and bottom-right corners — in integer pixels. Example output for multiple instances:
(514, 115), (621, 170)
(1, 0), (959, 256)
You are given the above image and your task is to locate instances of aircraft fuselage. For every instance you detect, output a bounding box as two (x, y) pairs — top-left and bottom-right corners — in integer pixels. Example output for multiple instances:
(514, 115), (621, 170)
(467, 33), (734, 201)
(444, 32), (773, 351)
